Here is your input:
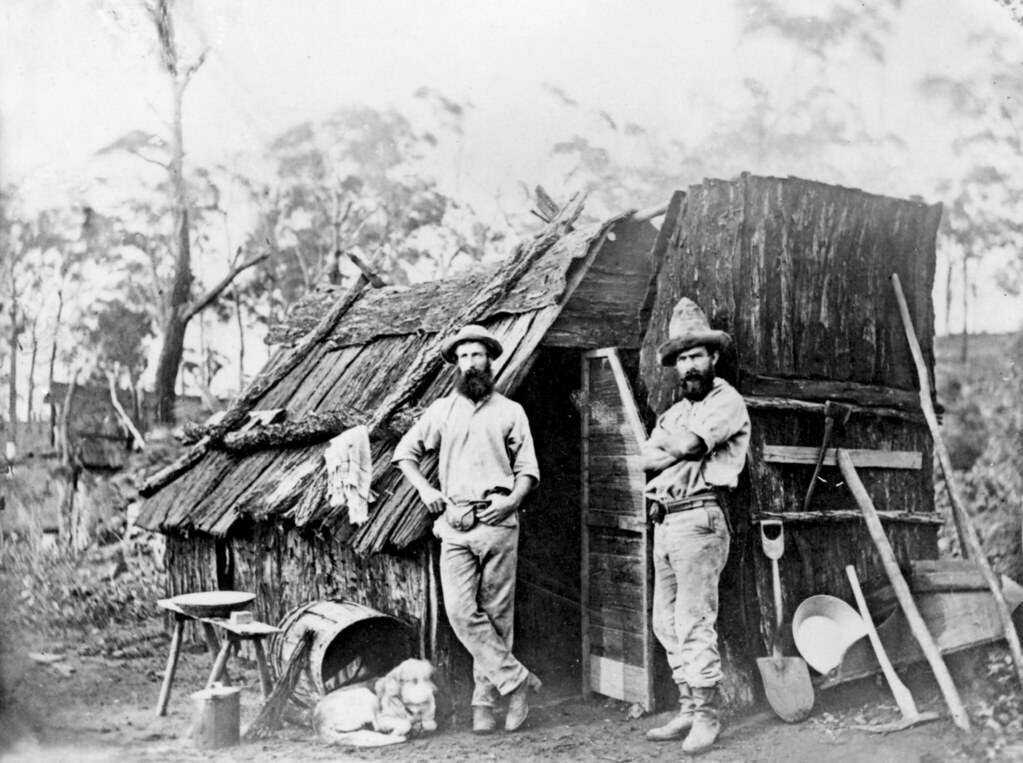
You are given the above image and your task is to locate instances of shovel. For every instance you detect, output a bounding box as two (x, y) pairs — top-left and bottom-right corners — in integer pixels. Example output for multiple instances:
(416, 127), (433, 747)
(756, 519), (814, 722)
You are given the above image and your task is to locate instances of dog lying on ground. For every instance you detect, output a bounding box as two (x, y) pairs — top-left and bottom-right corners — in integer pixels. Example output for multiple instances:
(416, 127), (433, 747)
(313, 658), (438, 747)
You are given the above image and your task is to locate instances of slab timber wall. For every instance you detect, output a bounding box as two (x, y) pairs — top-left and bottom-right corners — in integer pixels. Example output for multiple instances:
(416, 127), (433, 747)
(639, 174), (944, 705)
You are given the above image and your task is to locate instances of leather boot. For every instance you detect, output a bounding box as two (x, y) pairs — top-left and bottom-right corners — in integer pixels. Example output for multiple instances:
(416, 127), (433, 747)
(682, 685), (721, 755)
(472, 705), (497, 734)
(504, 672), (542, 732)
(645, 683), (694, 741)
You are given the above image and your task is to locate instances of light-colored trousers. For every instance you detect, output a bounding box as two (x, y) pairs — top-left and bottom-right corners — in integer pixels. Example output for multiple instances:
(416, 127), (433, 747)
(652, 504), (730, 688)
(438, 523), (529, 707)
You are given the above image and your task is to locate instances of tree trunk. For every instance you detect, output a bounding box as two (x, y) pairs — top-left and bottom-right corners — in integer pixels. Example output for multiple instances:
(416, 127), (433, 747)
(943, 252), (953, 336)
(960, 254), (969, 363)
(48, 287), (64, 445)
(154, 73), (192, 424)
(156, 302), (188, 424)
(26, 315), (39, 424)
(234, 288), (245, 393)
(1, 194), (12, 446)
(7, 287), (17, 447)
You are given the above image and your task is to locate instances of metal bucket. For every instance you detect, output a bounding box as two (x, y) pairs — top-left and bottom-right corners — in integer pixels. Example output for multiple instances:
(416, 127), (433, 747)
(189, 684), (241, 749)
(270, 600), (414, 707)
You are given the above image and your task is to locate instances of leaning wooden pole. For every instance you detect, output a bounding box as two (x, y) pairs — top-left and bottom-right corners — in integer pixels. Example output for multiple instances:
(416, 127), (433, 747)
(891, 272), (1023, 690)
(890, 274), (969, 554)
(837, 449), (970, 731)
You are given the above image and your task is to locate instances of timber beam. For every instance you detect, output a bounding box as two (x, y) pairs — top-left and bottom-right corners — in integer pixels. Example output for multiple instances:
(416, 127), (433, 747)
(740, 374), (928, 411)
(763, 445), (922, 470)
(744, 395), (925, 424)
(752, 510), (943, 526)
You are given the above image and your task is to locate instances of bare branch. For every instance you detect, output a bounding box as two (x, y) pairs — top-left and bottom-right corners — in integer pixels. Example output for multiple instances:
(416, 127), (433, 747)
(181, 251), (269, 323)
(181, 48), (209, 91)
(107, 369), (146, 451)
(129, 149), (171, 171)
(337, 199), (354, 230)
(149, 0), (177, 76)
(290, 238), (312, 291)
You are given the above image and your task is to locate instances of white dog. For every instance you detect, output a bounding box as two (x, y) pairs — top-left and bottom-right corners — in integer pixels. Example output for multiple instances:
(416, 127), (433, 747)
(313, 658), (438, 747)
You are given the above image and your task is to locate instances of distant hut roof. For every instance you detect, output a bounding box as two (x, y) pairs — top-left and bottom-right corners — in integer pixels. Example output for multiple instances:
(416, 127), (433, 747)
(46, 381), (132, 469)
(136, 203), (647, 554)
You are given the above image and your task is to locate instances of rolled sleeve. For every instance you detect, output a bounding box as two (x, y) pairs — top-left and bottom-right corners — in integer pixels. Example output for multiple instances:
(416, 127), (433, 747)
(392, 401), (442, 464)
(507, 408), (540, 484)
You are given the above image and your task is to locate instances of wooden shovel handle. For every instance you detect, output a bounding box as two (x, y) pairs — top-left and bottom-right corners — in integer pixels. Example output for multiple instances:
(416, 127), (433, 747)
(771, 557), (783, 658)
(837, 448), (971, 731)
(845, 564), (918, 719)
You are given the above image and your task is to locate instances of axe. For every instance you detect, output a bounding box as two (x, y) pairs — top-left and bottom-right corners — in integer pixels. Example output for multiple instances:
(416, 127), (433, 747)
(802, 400), (852, 512)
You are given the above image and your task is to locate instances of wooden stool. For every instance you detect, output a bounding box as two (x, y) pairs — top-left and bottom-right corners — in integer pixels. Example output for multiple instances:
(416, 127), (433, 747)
(155, 598), (280, 716)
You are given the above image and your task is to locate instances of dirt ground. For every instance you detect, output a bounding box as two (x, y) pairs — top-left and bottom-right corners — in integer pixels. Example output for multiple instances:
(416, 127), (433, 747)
(1, 628), (1007, 763)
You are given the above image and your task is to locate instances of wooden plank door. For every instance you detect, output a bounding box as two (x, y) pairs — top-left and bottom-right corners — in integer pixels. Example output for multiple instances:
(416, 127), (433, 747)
(581, 348), (653, 710)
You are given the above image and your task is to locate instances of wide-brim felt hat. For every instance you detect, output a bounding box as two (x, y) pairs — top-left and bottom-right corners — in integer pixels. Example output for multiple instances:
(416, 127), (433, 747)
(657, 297), (732, 366)
(440, 324), (504, 364)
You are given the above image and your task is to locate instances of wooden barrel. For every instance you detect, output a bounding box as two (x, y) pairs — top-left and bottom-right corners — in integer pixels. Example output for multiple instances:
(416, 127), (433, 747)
(270, 600), (414, 708)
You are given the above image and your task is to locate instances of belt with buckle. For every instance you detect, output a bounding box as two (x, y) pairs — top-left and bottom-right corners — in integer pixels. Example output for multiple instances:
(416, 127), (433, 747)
(656, 493), (719, 515)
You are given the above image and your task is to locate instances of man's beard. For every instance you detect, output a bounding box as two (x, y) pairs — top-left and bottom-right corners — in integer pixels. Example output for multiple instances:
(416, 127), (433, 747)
(680, 366), (715, 401)
(457, 365), (495, 402)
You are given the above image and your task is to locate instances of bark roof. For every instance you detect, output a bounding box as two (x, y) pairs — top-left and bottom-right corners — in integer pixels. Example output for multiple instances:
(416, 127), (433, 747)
(265, 237), (586, 348)
(135, 212), (626, 553)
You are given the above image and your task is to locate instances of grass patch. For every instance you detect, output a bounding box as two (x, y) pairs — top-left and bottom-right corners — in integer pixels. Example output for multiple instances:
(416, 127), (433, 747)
(0, 537), (166, 649)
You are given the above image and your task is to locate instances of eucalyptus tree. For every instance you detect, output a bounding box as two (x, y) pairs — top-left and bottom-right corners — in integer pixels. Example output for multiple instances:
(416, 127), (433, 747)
(96, 0), (267, 423)
(919, 36), (1023, 357)
(0, 189), (84, 444)
(235, 92), (496, 329)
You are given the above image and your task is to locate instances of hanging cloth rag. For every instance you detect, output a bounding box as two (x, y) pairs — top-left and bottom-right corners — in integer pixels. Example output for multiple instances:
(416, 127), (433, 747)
(323, 424), (374, 525)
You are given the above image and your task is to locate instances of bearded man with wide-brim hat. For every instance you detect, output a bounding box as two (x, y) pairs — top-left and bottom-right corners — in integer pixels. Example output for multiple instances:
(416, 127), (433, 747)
(640, 299), (750, 755)
(394, 324), (542, 734)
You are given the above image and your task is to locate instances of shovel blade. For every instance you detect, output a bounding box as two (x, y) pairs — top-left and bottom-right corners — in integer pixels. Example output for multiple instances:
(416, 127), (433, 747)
(757, 656), (814, 723)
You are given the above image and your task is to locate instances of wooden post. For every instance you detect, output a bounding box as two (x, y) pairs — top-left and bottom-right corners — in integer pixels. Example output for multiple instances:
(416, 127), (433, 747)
(426, 541), (440, 660)
(202, 623), (230, 686)
(606, 348), (655, 711)
(837, 449), (970, 731)
(206, 637), (234, 689)
(892, 273), (1023, 690)
(156, 617), (185, 716)
(579, 353), (591, 701)
(252, 640), (274, 699)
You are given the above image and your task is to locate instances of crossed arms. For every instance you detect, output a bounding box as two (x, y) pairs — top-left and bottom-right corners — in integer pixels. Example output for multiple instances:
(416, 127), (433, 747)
(640, 426), (708, 473)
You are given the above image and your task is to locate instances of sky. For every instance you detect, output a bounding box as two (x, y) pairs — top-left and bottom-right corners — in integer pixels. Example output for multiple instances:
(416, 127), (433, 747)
(3, 1), (1016, 207)
(1, 0), (1021, 396)
(1, 1), (743, 204)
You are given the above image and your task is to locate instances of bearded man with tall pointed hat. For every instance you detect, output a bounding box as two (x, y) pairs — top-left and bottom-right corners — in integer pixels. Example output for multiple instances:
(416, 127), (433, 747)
(640, 298), (750, 755)
(393, 324), (542, 735)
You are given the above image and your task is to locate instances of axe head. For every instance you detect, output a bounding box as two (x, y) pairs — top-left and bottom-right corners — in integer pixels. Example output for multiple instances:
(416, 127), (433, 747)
(823, 400), (853, 426)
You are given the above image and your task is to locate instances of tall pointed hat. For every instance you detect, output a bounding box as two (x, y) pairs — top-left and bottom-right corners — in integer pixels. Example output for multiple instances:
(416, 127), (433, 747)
(657, 298), (731, 366)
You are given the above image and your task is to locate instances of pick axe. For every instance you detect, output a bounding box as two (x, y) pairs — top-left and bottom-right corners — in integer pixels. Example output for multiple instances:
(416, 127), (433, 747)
(802, 401), (852, 512)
